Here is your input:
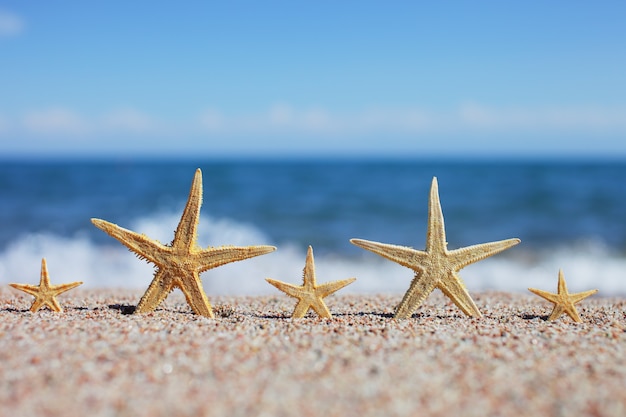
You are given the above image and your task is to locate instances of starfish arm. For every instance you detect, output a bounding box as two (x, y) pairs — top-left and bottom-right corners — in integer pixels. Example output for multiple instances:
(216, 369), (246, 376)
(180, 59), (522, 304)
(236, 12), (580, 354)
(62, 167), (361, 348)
(528, 288), (560, 304)
(39, 258), (51, 288)
(309, 298), (332, 319)
(570, 289), (599, 304)
(91, 218), (167, 264)
(196, 245), (276, 273)
(302, 245), (317, 288)
(316, 278), (356, 298)
(29, 297), (47, 313)
(563, 304), (583, 322)
(350, 239), (428, 272)
(394, 272), (438, 319)
(46, 297), (63, 313)
(176, 272), (215, 318)
(171, 169), (203, 249)
(51, 281), (83, 296)
(135, 270), (176, 314)
(557, 270), (568, 294)
(291, 299), (312, 318)
(426, 177), (448, 253)
(265, 278), (302, 298)
(547, 304), (565, 321)
(437, 273), (482, 317)
(448, 238), (521, 270)
(9, 283), (41, 297)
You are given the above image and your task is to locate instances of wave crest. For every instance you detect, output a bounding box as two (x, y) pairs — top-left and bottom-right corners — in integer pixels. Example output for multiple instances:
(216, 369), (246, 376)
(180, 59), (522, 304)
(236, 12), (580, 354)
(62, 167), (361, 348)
(1, 213), (624, 295)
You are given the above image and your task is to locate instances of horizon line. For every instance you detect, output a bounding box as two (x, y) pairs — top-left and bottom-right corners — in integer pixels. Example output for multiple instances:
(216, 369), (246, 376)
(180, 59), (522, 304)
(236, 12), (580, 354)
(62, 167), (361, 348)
(2, 152), (626, 164)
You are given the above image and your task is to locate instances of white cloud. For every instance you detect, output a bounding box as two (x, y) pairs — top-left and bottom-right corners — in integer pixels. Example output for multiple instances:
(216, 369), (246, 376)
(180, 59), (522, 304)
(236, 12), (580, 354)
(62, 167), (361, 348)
(268, 103), (294, 126)
(264, 104), (335, 132)
(199, 103), (626, 135)
(22, 108), (89, 135)
(0, 10), (24, 37)
(101, 108), (157, 133)
(0, 114), (9, 133)
(301, 108), (332, 130)
(199, 108), (224, 130)
(196, 104), (439, 135)
(347, 108), (437, 133)
(199, 104), (337, 133)
(11, 107), (161, 137)
(4, 103), (626, 146)
(459, 103), (626, 132)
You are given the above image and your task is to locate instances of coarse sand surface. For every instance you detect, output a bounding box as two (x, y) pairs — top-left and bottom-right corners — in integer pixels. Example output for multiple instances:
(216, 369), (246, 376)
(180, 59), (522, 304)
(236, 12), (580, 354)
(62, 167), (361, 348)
(1, 288), (625, 417)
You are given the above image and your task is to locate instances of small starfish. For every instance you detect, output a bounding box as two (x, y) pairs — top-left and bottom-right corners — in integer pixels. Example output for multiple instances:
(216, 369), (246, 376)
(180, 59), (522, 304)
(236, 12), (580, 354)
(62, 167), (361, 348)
(9, 258), (83, 312)
(92, 168), (276, 318)
(351, 177), (520, 319)
(528, 270), (598, 322)
(266, 246), (356, 318)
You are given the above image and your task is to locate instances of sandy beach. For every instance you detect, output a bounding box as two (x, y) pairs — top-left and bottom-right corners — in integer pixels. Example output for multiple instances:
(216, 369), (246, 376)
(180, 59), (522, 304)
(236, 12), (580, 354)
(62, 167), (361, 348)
(1, 288), (624, 417)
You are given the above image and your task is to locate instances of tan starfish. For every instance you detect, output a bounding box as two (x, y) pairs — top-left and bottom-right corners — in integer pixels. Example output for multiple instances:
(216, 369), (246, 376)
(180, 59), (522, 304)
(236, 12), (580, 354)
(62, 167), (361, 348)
(528, 269), (598, 322)
(351, 177), (520, 319)
(9, 258), (83, 312)
(266, 245), (356, 318)
(91, 168), (276, 318)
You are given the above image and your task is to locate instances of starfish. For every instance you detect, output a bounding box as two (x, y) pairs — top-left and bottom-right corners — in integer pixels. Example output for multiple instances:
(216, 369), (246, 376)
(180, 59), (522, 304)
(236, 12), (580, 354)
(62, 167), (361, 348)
(9, 258), (83, 312)
(266, 245), (356, 318)
(91, 168), (276, 318)
(528, 270), (598, 322)
(351, 177), (520, 319)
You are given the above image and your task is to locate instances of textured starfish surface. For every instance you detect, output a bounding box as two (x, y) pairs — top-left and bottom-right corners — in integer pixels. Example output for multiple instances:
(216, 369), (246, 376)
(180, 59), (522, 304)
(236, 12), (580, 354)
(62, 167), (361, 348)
(92, 168), (276, 318)
(351, 177), (520, 319)
(9, 258), (83, 312)
(266, 246), (356, 318)
(528, 270), (598, 322)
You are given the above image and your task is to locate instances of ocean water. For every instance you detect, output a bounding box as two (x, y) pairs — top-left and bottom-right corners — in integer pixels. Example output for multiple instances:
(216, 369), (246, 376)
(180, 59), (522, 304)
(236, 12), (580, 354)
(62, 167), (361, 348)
(0, 159), (625, 295)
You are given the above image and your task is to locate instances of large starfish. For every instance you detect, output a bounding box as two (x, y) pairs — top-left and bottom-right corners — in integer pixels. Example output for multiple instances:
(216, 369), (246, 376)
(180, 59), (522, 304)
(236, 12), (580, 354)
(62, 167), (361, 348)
(92, 168), (276, 318)
(351, 177), (520, 319)
(266, 245), (356, 318)
(10, 258), (83, 312)
(528, 270), (598, 322)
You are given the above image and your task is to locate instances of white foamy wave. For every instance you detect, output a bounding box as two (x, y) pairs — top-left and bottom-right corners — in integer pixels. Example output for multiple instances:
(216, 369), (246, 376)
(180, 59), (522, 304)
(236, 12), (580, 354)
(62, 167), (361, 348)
(311, 240), (626, 296)
(1, 214), (625, 296)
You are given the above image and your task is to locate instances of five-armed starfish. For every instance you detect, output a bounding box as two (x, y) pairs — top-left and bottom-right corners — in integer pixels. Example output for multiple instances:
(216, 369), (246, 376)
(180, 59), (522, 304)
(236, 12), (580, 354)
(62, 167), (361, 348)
(10, 258), (83, 312)
(528, 270), (598, 322)
(351, 177), (520, 319)
(92, 168), (276, 318)
(266, 245), (356, 318)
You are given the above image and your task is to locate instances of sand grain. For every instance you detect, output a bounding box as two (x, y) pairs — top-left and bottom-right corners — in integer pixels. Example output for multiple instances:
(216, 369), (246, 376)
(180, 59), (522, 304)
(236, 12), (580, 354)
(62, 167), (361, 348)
(1, 288), (624, 417)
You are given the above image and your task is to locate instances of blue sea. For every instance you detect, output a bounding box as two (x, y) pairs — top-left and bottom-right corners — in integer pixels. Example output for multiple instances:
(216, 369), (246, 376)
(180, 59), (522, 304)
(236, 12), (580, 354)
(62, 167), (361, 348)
(1, 159), (625, 295)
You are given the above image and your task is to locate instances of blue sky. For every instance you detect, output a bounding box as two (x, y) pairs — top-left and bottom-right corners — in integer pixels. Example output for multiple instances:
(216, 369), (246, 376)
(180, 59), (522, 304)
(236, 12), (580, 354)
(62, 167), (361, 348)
(1, 1), (625, 158)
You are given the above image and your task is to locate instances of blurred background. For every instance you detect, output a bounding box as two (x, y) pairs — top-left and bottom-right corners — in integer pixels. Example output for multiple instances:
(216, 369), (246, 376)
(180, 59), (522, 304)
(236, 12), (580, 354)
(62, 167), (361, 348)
(1, 2), (625, 295)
